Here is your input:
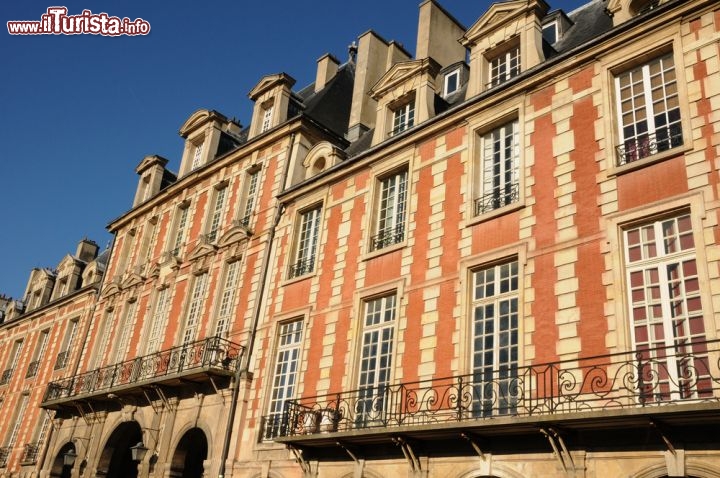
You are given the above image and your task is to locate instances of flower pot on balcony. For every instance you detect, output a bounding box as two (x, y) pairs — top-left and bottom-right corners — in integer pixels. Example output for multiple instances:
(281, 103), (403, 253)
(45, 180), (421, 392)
(302, 411), (320, 434)
(319, 409), (339, 433)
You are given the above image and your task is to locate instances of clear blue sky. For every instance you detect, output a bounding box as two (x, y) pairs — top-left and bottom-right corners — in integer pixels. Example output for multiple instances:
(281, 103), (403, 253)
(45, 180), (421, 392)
(0, 0), (586, 299)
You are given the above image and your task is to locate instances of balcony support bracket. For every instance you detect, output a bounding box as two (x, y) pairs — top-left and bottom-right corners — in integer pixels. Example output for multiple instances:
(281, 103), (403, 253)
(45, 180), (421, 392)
(392, 436), (421, 472)
(151, 385), (174, 411)
(650, 420), (676, 455)
(142, 389), (162, 414)
(208, 376), (225, 404)
(288, 445), (312, 475)
(461, 432), (485, 459)
(336, 441), (361, 463)
(540, 427), (575, 475)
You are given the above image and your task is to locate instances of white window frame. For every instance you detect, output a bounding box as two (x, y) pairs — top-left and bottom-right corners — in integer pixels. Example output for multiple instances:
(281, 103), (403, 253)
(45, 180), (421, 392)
(475, 120), (520, 216)
(371, 169), (408, 252)
(261, 105), (274, 133)
(214, 261), (241, 337)
(5, 394), (29, 447)
(356, 294), (396, 426)
(264, 320), (304, 439)
(288, 206), (322, 279)
(171, 204), (190, 257)
(391, 101), (415, 136)
(614, 52), (682, 166)
(471, 260), (519, 417)
(240, 169), (260, 227)
(624, 213), (708, 401)
(112, 301), (137, 363)
(444, 68), (460, 96)
(92, 309), (114, 369)
(207, 185), (228, 243)
(145, 287), (172, 354)
(190, 142), (204, 170)
(182, 273), (209, 344)
(488, 45), (521, 88)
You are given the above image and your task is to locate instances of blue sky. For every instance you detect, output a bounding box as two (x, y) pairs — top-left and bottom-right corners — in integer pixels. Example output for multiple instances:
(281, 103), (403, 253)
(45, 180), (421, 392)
(0, 0), (586, 299)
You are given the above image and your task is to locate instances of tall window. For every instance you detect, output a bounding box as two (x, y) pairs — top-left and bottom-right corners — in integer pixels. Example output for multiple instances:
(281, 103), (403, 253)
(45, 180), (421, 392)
(182, 273), (209, 344)
(214, 261), (241, 337)
(141, 218), (159, 266)
(26, 330), (49, 379)
(171, 205), (190, 256)
(113, 301), (137, 363)
(489, 45), (520, 87)
(264, 320), (304, 439)
(391, 101), (415, 136)
(93, 309), (114, 369)
(371, 170), (408, 251)
(146, 287), (172, 353)
(55, 319), (78, 370)
(1, 340), (23, 385)
(357, 294), (396, 426)
(207, 186), (228, 242)
(471, 260), (519, 416)
(288, 206), (322, 278)
(5, 394), (29, 447)
(261, 105), (274, 133)
(239, 169), (260, 227)
(190, 142), (204, 170)
(624, 213), (708, 401)
(476, 120), (520, 215)
(615, 52), (682, 165)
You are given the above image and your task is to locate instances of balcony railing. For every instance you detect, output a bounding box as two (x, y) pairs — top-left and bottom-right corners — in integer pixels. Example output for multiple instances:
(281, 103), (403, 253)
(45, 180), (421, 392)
(0, 368), (13, 386)
(54, 351), (70, 370)
(288, 257), (316, 279)
(616, 125), (683, 166)
(474, 183), (520, 216)
(20, 442), (40, 465)
(25, 360), (40, 379)
(42, 336), (244, 407)
(369, 224), (405, 252)
(0, 446), (9, 468)
(263, 340), (720, 440)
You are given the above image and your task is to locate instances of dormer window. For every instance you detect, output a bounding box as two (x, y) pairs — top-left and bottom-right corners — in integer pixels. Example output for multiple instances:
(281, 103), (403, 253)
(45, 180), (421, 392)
(261, 103), (274, 133)
(391, 100), (415, 137)
(190, 142), (204, 170)
(542, 21), (558, 44)
(488, 42), (521, 88)
(444, 68), (460, 96)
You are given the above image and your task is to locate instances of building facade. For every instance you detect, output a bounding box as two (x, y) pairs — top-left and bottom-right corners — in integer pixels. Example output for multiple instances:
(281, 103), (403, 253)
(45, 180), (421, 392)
(0, 0), (719, 476)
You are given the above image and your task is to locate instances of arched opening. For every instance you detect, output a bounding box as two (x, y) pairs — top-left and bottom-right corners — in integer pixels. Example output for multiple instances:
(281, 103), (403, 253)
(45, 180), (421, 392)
(49, 442), (75, 478)
(97, 421), (142, 478)
(171, 427), (208, 478)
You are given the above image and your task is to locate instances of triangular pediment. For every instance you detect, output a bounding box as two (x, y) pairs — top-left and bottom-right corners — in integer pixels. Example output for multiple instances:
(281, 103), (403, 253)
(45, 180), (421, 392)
(371, 58), (440, 100)
(187, 240), (217, 262)
(135, 154), (169, 175)
(121, 271), (144, 289)
(248, 73), (296, 101)
(56, 254), (78, 272)
(461, 0), (547, 46)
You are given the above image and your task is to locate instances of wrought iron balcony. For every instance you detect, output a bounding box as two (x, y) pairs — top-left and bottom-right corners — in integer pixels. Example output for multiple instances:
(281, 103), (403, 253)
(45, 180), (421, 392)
(0, 368), (13, 386)
(474, 183), (520, 216)
(0, 446), (9, 468)
(616, 125), (683, 166)
(25, 360), (40, 379)
(288, 257), (316, 279)
(369, 224), (405, 252)
(264, 340), (720, 442)
(41, 336), (244, 409)
(20, 442), (40, 465)
(54, 350), (69, 370)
